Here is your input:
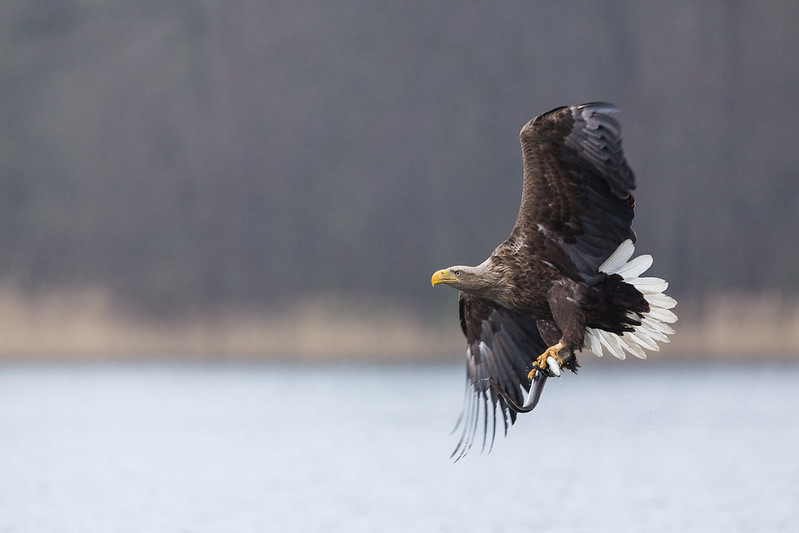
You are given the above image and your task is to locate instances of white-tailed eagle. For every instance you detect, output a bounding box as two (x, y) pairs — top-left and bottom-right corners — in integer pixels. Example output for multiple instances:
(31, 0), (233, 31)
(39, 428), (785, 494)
(431, 103), (677, 460)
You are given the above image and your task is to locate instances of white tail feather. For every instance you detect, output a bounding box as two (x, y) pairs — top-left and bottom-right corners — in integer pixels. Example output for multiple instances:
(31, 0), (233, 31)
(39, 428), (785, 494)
(644, 293), (677, 309)
(598, 329), (626, 360)
(582, 239), (677, 360)
(639, 321), (670, 343)
(598, 240), (635, 272)
(615, 255), (653, 280)
(627, 330), (659, 351)
(650, 310), (678, 325)
(620, 333), (648, 359)
(630, 277), (669, 294)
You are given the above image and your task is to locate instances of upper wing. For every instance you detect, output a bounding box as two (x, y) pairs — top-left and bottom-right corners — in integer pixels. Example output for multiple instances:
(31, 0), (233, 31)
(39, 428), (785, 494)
(513, 103), (636, 283)
(451, 292), (549, 461)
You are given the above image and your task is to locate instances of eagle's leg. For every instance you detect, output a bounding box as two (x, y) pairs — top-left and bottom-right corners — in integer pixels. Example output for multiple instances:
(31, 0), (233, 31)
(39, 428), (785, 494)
(528, 342), (564, 379)
(527, 282), (586, 380)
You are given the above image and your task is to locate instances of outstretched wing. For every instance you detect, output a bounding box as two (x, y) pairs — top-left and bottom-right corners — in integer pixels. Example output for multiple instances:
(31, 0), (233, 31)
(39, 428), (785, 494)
(514, 103), (636, 283)
(451, 292), (549, 461)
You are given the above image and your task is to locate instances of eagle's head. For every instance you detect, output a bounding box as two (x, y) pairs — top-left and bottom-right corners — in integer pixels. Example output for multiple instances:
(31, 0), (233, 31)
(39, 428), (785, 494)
(431, 258), (513, 304)
(431, 264), (489, 292)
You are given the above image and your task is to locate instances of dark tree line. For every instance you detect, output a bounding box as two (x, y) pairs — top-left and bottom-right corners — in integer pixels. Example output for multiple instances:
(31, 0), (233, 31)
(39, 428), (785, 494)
(1, 1), (798, 316)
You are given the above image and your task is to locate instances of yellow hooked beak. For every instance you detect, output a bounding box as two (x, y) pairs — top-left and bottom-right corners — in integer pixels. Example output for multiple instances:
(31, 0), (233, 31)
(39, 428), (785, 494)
(431, 269), (458, 286)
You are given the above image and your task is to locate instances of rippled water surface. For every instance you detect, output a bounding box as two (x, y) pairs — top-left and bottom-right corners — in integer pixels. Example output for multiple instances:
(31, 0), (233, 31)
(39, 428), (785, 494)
(1, 361), (797, 532)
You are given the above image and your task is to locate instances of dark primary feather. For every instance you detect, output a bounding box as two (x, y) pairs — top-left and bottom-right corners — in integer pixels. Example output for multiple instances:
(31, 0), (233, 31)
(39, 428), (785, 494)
(514, 103), (636, 284)
(451, 293), (548, 460)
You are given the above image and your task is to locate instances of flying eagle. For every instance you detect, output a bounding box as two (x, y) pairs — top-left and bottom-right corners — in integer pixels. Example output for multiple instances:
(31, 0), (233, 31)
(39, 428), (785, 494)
(431, 103), (677, 459)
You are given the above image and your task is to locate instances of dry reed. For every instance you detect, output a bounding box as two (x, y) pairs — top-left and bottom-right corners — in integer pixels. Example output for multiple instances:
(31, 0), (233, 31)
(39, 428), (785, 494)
(0, 286), (797, 361)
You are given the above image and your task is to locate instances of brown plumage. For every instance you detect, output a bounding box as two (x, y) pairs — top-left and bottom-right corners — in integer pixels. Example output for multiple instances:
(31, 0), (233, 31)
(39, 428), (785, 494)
(431, 103), (677, 460)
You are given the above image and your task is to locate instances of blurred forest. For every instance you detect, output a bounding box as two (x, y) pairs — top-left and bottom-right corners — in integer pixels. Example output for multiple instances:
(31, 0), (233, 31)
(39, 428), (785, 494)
(1, 2), (798, 357)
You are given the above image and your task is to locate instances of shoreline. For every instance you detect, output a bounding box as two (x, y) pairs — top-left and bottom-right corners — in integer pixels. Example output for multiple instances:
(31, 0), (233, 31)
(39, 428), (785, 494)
(1, 288), (797, 361)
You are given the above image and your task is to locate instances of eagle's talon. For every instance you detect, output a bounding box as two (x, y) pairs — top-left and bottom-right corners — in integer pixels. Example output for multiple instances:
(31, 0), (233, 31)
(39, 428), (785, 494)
(527, 342), (565, 380)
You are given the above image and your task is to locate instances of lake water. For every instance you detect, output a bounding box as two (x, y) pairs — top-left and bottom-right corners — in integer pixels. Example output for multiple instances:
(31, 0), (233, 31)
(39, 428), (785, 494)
(1, 361), (797, 532)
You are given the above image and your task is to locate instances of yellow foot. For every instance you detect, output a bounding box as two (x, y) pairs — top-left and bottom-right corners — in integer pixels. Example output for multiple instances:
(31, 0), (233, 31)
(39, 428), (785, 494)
(528, 342), (565, 380)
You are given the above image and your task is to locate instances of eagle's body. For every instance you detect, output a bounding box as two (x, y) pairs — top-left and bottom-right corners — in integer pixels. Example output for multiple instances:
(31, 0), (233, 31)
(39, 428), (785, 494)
(431, 103), (676, 459)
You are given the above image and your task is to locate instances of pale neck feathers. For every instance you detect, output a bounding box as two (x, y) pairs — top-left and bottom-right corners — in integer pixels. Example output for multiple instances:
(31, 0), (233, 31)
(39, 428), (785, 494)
(456, 258), (514, 303)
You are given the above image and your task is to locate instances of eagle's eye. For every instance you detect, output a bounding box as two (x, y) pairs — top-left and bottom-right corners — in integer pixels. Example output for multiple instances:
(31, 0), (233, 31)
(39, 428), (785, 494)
(453, 270), (461, 277)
